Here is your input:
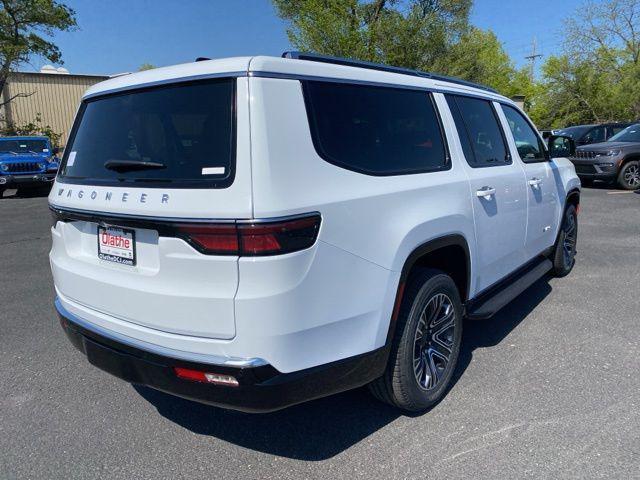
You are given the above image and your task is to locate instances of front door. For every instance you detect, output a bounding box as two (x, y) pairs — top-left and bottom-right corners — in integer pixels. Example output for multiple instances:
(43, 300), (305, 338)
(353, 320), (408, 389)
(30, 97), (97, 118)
(499, 104), (561, 259)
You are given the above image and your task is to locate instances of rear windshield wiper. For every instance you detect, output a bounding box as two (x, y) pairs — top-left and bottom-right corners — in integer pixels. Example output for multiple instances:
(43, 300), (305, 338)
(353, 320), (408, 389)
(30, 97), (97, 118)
(104, 159), (166, 172)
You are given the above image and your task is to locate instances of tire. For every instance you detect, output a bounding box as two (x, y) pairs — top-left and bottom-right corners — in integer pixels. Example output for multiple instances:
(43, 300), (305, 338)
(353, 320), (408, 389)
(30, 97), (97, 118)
(369, 268), (463, 411)
(617, 160), (640, 190)
(552, 204), (578, 277)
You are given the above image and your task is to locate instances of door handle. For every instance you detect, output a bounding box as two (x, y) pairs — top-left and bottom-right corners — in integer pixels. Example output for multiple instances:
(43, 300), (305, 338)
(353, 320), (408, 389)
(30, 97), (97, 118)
(528, 177), (542, 187)
(476, 186), (496, 198)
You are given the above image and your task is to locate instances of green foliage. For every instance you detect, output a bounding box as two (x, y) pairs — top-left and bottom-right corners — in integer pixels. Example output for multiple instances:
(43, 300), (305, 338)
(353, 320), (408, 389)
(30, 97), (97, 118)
(138, 63), (156, 71)
(273, 0), (529, 97)
(0, 113), (61, 146)
(528, 0), (640, 127)
(0, 0), (77, 102)
(273, 0), (640, 129)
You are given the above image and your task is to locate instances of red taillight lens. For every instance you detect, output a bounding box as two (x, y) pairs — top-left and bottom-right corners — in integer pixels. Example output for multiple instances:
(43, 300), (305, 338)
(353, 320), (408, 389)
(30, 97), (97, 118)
(176, 223), (239, 254)
(175, 214), (321, 256)
(239, 216), (321, 255)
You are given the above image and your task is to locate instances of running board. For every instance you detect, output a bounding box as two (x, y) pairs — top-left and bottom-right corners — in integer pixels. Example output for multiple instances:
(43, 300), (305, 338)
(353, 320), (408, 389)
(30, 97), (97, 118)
(465, 257), (553, 320)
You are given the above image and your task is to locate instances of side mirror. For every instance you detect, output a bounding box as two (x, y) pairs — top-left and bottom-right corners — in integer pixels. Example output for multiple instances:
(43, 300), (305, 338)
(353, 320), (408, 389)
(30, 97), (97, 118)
(52, 147), (60, 155)
(548, 135), (575, 159)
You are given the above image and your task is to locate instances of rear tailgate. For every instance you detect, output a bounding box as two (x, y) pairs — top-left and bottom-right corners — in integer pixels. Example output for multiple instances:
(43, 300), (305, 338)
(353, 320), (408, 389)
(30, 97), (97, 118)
(49, 75), (252, 340)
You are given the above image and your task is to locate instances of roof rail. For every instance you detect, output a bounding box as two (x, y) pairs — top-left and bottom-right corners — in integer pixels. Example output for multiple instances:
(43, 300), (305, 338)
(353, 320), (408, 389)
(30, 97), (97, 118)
(282, 51), (497, 93)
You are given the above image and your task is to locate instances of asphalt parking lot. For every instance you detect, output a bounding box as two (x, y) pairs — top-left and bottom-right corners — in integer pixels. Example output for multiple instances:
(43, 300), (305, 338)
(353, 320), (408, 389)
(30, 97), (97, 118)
(0, 186), (638, 479)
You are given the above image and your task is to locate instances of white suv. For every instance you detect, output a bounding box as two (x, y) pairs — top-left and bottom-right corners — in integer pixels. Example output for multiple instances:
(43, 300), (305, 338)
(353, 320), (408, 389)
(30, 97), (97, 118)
(49, 52), (580, 412)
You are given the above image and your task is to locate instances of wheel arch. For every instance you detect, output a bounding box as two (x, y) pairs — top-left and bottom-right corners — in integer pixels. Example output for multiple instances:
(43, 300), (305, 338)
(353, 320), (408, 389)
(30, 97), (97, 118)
(385, 234), (471, 345)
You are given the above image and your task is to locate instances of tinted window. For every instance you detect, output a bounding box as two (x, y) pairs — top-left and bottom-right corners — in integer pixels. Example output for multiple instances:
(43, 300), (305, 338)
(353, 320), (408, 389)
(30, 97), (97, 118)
(582, 126), (606, 144)
(446, 95), (509, 167)
(502, 104), (546, 162)
(303, 81), (448, 175)
(59, 79), (235, 188)
(446, 96), (476, 164)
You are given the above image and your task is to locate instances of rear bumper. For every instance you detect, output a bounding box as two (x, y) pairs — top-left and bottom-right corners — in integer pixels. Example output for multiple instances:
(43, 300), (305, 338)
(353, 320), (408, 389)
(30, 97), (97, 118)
(0, 173), (56, 188)
(55, 298), (387, 413)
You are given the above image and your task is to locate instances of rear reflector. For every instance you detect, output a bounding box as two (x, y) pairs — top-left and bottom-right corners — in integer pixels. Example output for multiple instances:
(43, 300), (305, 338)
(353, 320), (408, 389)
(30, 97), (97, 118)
(174, 367), (239, 387)
(177, 213), (321, 256)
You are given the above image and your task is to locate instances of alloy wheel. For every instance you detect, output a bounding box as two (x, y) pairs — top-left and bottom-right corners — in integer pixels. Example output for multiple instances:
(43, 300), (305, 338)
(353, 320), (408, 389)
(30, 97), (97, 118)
(413, 293), (456, 391)
(562, 211), (577, 269)
(623, 164), (640, 188)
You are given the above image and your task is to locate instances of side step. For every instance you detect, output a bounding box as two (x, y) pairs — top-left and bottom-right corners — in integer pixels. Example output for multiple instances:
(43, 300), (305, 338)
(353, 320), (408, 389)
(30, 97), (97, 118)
(466, 257), (553, 320)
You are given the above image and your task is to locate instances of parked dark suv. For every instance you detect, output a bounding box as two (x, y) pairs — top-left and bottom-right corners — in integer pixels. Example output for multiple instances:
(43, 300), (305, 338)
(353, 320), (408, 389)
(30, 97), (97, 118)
(570, 123), (640, 189)
(556, 123), (631, 147)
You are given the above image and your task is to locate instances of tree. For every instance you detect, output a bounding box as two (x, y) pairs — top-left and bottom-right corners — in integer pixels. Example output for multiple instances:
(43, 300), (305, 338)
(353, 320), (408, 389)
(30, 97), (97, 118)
(0, 0), (76, 106)
(530, 0), (640, 127)
(138, 63), (156, 71)
(273, 0), (471, 69)
(272, 0), (527, 96)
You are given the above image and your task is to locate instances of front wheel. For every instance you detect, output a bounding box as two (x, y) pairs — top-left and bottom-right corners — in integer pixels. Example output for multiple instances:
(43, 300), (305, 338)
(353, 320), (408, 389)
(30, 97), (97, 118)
(617, 160), (640, 190)
(369, 269), (463, 411)
(552, 204), (578, 277)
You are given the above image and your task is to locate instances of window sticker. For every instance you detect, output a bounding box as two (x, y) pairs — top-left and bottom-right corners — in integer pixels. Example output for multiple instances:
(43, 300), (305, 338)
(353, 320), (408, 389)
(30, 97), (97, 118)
(201, 167), (225, 175)
(67, 151), (77, 166)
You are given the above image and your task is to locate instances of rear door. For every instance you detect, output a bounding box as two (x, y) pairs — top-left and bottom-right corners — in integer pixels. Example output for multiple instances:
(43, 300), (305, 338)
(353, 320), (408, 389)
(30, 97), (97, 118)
(500, 104), (560, 258)
(49, 77), (252, 339)
(445, 95), (528, 293)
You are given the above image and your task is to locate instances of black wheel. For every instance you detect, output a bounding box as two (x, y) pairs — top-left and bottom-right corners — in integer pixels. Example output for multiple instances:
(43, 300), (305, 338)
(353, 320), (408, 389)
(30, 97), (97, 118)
(552, 204), (578, 277)
(617, 160), (640, 190)
(369, 268), (463, 411)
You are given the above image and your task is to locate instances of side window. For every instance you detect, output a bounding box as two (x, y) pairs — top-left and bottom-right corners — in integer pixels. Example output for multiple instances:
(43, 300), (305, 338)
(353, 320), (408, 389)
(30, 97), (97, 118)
(302, 81), (448, 175)
(446, 95), (476, 165)
(582, 126), (606, 144)
(446, 95), (510, 167)
(501, 104), (546, 162)
(610, 125), (626, 137)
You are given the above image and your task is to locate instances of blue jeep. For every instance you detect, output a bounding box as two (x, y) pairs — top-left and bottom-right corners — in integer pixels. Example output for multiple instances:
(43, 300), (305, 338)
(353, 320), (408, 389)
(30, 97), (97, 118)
(0, 136), (60, 197)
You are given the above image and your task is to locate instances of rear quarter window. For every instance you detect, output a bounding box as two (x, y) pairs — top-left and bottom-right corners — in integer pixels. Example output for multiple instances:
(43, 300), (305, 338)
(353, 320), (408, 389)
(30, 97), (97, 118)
(302, 81), (449, 176)
(59, 78), (236, 188)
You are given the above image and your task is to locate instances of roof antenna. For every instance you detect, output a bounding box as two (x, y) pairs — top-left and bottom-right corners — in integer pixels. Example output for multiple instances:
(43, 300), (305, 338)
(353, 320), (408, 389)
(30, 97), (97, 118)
(195, 57), (211, 62)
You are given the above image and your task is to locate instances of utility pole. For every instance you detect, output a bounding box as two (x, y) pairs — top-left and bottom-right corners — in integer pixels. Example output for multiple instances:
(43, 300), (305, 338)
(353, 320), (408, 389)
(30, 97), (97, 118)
(525, 37), (543, 81)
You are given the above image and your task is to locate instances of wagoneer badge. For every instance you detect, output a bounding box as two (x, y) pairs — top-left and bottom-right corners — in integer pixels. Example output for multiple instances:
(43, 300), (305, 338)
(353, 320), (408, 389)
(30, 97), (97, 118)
(56, 187), (170, 205)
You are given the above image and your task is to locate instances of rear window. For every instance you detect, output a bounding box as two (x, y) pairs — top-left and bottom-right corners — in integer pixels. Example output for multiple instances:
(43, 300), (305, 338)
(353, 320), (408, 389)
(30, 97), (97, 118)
(302, 81), (448, 175)
(59, 78), (235, 188)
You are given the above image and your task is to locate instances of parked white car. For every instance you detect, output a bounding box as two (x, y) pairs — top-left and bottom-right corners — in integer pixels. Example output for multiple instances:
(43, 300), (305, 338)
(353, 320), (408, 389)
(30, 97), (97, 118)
(49, 52), (580, 412)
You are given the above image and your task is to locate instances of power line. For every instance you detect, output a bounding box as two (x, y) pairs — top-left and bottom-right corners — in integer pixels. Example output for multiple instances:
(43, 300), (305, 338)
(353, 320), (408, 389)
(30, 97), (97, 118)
(525, 37), (543, 80)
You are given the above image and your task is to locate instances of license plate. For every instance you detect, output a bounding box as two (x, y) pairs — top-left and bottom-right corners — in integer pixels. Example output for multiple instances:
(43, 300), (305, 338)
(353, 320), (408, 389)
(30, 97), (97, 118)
(97, 226), (136, 266)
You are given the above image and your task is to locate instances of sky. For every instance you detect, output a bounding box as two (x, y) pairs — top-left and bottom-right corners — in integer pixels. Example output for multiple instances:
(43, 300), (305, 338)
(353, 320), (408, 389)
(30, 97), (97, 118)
(39, 0), (586, 77)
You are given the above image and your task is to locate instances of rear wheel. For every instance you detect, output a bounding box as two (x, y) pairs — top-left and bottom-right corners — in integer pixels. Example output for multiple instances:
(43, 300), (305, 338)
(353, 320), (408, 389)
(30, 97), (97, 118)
(617, 160), (640, 190)
(552, 204), (578, 277)
(369, 269), (463, 411)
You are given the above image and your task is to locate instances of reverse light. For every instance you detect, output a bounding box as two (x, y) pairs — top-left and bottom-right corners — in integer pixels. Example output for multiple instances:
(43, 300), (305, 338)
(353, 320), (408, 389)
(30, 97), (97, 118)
(174, 367), (239, 387)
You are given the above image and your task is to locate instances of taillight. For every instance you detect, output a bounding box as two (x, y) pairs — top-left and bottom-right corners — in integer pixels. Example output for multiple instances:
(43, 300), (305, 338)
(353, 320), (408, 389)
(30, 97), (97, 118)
(177, 213), (321, 256)
(176, 223), (239, 255)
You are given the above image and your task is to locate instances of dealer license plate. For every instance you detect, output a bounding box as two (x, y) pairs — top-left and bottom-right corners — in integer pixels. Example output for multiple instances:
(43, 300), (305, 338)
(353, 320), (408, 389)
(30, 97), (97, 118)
(97, 226), (136, 266)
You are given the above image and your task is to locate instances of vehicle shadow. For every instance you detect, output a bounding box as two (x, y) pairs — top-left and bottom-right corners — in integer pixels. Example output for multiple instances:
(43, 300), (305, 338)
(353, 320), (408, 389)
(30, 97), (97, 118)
(134, 278), (552, 461)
